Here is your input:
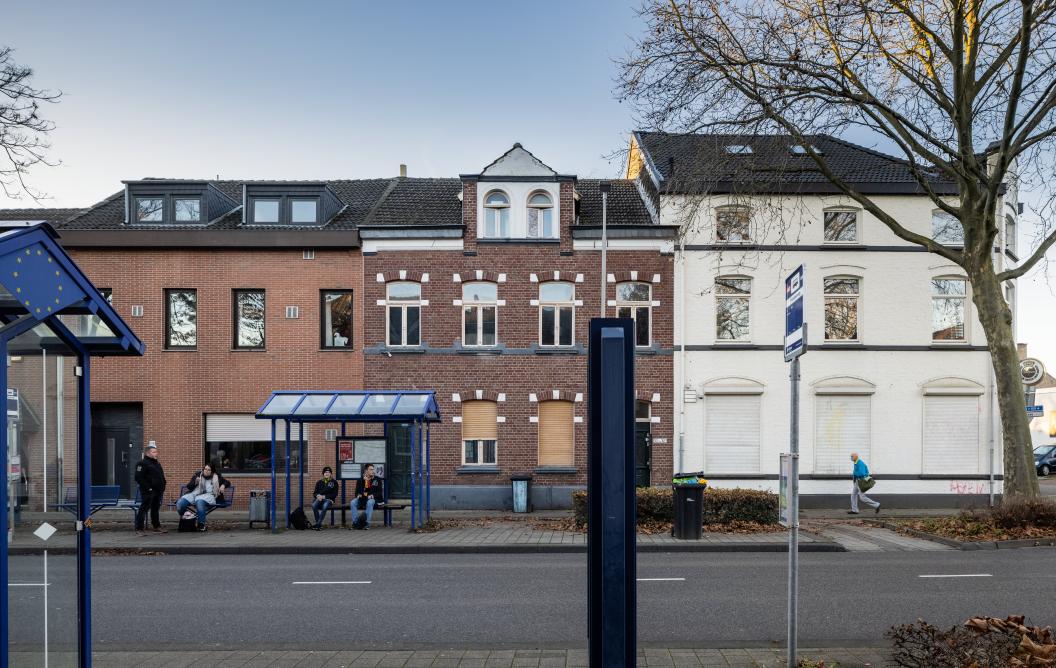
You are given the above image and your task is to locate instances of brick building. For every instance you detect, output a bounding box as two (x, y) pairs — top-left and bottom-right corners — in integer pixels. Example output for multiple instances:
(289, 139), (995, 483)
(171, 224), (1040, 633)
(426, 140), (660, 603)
(1, 145), (676, 511)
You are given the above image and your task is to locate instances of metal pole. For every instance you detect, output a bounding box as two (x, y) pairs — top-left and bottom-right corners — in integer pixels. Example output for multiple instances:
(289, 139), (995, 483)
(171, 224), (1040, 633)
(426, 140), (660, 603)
(787, 355), (801, 668)
(42, 348), (47, 512)
(298, 422), (304, 511)
(599, 183), (610, 318)
(270, 420), (276, 533)
(0, 339), (8, 667)
(284, 421), (291, 529)
(425, 423), (431, 524)
(76, 355), (91, 668)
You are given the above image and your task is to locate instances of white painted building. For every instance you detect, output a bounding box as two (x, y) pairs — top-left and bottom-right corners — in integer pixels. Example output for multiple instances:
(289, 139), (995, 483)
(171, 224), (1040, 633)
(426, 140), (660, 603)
(629, 132), (1016, 505)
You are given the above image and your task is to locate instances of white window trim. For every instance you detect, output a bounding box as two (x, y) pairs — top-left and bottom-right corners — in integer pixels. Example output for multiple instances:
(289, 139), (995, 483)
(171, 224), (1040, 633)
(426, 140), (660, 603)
(714, 276), (752, 344)
(538, 282), (575, 347)
(822, 207), (861, 244)
(461, 282), (499, 348)
(526, 190), (555, 239)
(823, 275), (862, 343)
(931, 275), (970, 344)
(715, 205), (752, 244)
(614, 282), (652, 347)
(462, 439), (498, 466)
(482, 190), (510, 239)
(386, 282), (422, 347)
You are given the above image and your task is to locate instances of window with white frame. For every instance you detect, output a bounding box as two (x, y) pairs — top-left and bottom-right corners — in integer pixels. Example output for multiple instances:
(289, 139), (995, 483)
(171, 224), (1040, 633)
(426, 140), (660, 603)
(462, 400), (497, 466)
(823, 209), (858, 243)
(462, 282), (497, 347)
(715, 277), (751, 341)
(387, 281), (421, 347)
(932, 210), (964, 246)
(539, 281), (574, 347)
(483, 191), (510, 238)
(615, 282), (651, 347)
(527, 192), (554, 238)
(716, 206), (750, 242)
(932, 277), (968, 341)
(824, 277), (860, 341)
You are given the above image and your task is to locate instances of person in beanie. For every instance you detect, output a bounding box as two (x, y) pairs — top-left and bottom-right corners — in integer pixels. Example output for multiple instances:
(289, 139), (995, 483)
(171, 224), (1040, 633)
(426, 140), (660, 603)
(311, 466), (339, 530)
(134, 443), (167, 536)
(352, 464), (383, 529)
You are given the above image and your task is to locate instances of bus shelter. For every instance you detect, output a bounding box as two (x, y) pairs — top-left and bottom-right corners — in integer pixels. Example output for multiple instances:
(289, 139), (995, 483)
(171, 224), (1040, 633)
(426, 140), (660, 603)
(0, 224), (144, 668)
(255, 390), (440, 531)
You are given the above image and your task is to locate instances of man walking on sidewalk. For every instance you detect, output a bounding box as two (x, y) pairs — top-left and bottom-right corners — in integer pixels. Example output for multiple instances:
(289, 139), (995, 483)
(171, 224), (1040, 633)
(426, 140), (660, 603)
(849, 452), (880, 515)
(135, 443), (168, 535)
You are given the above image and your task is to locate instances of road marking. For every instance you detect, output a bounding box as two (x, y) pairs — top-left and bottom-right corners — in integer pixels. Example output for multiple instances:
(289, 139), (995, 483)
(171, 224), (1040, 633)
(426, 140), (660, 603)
(292, 581), (371, 585)
(8, 583), (49, 587)
(636, 578), (686, 582)
(918, 574), (992, 578)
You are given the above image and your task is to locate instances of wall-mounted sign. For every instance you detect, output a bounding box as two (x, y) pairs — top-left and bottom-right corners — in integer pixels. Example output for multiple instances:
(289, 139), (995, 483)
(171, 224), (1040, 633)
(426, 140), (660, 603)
(335, 436), (387, 480)
(1021, 358), (1046, 386)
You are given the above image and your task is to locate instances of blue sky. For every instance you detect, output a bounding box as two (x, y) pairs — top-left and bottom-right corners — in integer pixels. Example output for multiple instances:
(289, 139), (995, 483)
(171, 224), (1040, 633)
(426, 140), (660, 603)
(5, 0), (1056, 368)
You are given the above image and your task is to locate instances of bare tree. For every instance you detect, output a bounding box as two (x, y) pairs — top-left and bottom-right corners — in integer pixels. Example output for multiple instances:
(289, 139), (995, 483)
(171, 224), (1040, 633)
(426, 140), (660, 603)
(0, 46), (60, 201)
(618, 0), (1056, 498)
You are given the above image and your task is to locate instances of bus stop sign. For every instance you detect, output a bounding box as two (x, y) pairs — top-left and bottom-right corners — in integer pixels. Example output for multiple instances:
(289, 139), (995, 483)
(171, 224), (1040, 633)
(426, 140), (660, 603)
(784, 265), (806, 361)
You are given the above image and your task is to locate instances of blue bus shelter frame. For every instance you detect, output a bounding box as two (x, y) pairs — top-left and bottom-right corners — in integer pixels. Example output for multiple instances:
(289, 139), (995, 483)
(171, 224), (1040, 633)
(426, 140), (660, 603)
(0, 224), (144, 668)
(255, 390), (440, 531)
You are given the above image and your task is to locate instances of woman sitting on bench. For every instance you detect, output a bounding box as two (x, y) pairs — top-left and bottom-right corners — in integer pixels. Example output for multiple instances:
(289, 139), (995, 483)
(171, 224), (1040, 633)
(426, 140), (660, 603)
(311, 466), (339, 530)
(352, 464), (382, 530)
(176, 463), (226, 532)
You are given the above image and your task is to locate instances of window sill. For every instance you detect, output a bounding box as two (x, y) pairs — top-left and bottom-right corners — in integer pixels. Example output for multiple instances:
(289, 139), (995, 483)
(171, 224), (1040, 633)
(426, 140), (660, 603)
(821, 341), (864, 347)
(930, 341), (971, 347)
(231, 348), (267, 352)
(456, 344), (504, 354)
(457, 466), (502, 475)
(319, 347), (356, 352)
(533, 467), (578, 475)
(384, 347), (426, 354)
(163, 348), (197, 352)
(476, 238), (560, 244)
(532, 344), (583, 355)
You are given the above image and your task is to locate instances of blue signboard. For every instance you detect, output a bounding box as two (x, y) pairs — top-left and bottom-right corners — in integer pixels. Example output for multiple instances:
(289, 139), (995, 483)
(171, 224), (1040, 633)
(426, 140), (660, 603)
(1028, 405), (1044, 417)
(784, 265), (806, 361)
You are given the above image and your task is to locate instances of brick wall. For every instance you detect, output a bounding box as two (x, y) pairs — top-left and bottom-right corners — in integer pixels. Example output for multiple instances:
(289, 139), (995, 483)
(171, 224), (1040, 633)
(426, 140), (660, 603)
(67, 247), (365, 509)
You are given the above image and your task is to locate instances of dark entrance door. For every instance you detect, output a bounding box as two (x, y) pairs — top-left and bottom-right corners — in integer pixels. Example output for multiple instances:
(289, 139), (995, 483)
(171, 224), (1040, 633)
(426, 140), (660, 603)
(91, 426), (134, 498)
(386, 423), (413, 499)
(634, 424), (651, 487)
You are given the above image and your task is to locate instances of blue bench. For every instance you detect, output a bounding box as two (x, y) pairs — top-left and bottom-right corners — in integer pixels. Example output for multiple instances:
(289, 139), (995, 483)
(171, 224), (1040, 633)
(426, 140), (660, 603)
(54, 485), (122, 518)
(328, 479), (405, 528)
(167, 484), (236, 514)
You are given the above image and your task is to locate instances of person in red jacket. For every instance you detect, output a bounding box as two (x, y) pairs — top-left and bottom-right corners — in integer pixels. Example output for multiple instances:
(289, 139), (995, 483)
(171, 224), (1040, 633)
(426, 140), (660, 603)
(352, 464), (383, 529)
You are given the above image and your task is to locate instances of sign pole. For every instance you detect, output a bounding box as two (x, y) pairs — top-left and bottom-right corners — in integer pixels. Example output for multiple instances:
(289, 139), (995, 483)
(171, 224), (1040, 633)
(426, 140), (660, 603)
(782, 265), (806, 668)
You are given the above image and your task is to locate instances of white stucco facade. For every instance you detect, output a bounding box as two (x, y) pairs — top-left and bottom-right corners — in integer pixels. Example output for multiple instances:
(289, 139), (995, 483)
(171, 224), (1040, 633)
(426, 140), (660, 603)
(669, 193), (1011, 502)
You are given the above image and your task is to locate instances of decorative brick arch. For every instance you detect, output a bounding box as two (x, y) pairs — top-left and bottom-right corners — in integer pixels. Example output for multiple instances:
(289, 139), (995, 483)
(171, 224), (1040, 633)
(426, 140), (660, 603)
(455, 269), (504, 284)
(451, 390), (504, 403)
(377, 270), (429, 283)
(607, 270), (662, 284)
(528, 389), (582, 403)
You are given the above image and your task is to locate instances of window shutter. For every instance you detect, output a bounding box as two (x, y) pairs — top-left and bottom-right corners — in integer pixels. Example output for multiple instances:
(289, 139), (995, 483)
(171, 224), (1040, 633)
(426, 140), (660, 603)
(461, 401), (497, 441)
(206, 414), (291, 442)
(704, 395), (761, 473)
(538, 401), (574, 467)
(814, 395), (870, 474)
(923, 396), (980, 474)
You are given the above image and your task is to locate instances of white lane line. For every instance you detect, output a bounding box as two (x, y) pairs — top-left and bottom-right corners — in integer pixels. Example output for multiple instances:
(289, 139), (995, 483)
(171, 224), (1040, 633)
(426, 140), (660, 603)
(8, 583), (49, 587)
(637, 578), (686, 582)
(292, 581), (371, 585)
(918, 574), (992, 578)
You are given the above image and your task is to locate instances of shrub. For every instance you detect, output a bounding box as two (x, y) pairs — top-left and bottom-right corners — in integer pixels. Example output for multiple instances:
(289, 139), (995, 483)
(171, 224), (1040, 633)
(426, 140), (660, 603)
(571, 487), (778, 526)
(990, 498), (1056, 529)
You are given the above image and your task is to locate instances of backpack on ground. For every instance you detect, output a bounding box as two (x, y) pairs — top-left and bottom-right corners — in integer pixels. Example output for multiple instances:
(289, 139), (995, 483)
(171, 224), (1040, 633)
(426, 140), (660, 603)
(177, 510), (198, 533)
(289, 506), (310, 530)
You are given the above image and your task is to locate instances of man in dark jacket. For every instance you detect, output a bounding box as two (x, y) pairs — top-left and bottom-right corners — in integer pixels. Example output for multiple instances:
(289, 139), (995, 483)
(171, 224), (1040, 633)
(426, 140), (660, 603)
(352, 464), (383, 529)
(134, 443), (167, 536)
(310, 466), (339, 530)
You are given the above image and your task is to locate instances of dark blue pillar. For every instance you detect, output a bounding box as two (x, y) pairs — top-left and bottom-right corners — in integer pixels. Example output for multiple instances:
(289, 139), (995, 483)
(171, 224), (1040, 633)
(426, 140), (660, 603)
(587, 319), (636, 667)
(0, 339), (8, 668)
(77, 355), (92, 668)
(270, 420), (277, 533)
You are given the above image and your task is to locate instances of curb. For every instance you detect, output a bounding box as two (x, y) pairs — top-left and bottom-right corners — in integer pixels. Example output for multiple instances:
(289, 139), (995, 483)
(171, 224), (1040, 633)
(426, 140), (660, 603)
(866, 520), (1056, 551)
(10, 541), (845, 556)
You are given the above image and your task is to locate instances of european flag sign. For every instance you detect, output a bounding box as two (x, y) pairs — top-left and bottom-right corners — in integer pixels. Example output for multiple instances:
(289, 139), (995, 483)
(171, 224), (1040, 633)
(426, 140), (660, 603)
(0, 241), (87, 321)
(784, 264), (806, 361)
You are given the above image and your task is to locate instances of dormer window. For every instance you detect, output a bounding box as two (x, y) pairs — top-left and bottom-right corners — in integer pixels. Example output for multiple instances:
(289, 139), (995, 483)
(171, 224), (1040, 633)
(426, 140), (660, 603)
(126, 181), (235, 225)
(135, 198), (164, 222)
(527, 192), (554, 238)
(251, 199), (281, 224)
(290, 199), (319, 224)
(244, 184), (335, 226)
(174, 198), (202, 222)
(725, 144), (753, 154)
(483, 191), (510, 238)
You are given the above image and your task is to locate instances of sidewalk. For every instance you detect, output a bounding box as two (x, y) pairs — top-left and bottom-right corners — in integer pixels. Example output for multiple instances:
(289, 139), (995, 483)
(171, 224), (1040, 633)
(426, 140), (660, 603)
(12, 647), (895, 667)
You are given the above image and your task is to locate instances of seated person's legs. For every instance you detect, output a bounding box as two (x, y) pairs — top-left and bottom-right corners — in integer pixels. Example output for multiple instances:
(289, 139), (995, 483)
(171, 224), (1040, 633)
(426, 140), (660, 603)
(363, 498), (376, 528)
(320, 499), (333, 526)
(194, 498), (212, 527)
(176, 495), (192, 516)
(311, 499), (324, 526)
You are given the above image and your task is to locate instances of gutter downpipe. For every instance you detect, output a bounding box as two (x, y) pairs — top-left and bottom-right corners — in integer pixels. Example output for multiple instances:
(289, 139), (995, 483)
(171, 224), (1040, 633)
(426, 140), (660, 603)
(678, 234), (687, 474)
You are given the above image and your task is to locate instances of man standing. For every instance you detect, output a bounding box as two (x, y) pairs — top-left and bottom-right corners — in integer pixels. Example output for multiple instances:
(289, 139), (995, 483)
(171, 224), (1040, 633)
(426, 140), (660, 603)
(134, 442), (167, 536)
(849, 452), (880, 515)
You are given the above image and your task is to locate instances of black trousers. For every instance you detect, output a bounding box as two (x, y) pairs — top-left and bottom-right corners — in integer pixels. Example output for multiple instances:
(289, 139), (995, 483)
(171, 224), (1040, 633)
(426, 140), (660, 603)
(135, 489), (163, 530)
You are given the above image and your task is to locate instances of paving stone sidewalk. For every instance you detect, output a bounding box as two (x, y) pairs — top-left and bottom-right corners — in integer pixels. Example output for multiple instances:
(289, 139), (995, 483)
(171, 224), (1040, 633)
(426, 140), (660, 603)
(14, 647), (894, 667)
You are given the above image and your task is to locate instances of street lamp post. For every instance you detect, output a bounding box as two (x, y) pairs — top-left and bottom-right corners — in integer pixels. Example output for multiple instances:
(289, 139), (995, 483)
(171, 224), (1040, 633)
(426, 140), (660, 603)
(600, 182), (611, 317)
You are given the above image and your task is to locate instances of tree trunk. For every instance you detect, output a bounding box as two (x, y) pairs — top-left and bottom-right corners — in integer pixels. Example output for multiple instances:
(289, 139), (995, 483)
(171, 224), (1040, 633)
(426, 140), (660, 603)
(969, 264), (1039, 500)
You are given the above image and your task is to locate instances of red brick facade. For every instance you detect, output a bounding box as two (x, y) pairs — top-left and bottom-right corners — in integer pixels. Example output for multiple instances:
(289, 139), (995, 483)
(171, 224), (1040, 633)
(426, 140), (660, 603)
(68, 247), (364, 508)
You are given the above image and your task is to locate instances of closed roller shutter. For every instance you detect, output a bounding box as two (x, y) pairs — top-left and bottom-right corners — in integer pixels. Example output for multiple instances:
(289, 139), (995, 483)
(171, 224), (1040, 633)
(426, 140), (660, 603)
(704, 395), (761, 473)
(814, 395), (870, 474)
(206, 414), (290, 441)
(462, 401), (497, 441)
(538, 401), (574, 467)
(923, 396), (980, 474)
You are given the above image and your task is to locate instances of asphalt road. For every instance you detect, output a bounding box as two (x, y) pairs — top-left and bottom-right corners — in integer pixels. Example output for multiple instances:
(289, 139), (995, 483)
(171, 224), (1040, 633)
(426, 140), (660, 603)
(10, 549), (1054, 651)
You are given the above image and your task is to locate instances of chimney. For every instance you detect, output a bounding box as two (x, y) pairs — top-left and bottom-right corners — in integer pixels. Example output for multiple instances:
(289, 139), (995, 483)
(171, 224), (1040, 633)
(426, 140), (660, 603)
(1018, 343), (1028, 359)
(399, 164), (407, 177)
